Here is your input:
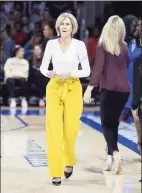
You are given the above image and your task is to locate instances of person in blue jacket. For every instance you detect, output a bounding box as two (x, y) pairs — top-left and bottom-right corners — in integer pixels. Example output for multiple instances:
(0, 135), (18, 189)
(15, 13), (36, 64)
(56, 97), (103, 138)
(122, 15), (142, 153)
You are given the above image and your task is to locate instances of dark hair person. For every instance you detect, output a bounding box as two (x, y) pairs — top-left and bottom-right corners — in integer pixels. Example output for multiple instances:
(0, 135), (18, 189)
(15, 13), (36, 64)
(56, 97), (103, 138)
(122, 15), (142, 153)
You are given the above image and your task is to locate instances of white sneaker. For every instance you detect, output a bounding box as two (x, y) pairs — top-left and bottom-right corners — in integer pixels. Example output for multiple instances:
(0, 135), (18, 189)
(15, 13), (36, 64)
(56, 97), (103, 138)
(113, 151), (123, 174)
(10, 99), (16, 108)
(39, 99), (45, 107)
(10, 108), (16, 116)
(21, 98), (28, 108)
(104, 155), (113, 171)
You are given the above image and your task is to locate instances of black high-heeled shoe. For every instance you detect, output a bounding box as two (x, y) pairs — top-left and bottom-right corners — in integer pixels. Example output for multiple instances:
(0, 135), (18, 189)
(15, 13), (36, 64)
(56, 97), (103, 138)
(64, 166), (73, 179)
(52, 177), (61, 186)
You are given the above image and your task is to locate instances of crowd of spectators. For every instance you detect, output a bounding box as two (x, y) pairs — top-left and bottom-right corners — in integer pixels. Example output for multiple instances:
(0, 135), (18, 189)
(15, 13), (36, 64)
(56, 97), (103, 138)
(0, 2), (115, 108)
(0, 2), (100, 107)
(0, 2), (62, 107)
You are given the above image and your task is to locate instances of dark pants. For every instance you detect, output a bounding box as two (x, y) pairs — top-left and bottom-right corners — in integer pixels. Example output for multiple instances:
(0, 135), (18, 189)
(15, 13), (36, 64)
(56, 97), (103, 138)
(6, 78), (27, 98)
(29, 69), (49, 98)
(100, 89), (129, 155)
(138, 102), (142, 141)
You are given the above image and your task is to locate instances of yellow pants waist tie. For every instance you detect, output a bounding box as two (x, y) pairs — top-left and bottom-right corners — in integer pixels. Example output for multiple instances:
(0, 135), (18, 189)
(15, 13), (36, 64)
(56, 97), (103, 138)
(54, 77), (79, 102)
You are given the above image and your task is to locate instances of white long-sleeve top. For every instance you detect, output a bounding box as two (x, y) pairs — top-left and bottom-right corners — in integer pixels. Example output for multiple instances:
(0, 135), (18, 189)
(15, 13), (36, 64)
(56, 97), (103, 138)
(40, 38), (91, 78)
(4, 57), (29, 79)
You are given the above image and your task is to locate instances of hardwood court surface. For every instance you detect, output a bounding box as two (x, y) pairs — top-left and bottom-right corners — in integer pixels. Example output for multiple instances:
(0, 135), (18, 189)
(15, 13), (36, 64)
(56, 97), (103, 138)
(1, 107), (141, 193)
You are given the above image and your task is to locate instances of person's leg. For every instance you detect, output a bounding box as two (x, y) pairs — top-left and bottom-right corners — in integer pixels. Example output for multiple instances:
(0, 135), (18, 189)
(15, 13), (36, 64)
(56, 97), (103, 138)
(137, 104), (142, 152)
(138, 104), (142, 182)
(63, 80), (83, 166)
(18, 78), (27, 97)
(100, 89), (129, 172)
(32, 69), (49, 106)
(112, 92), (129, 152)
(6, 78), (16, 98)
(111, 91), (129, 174)
(45, 78), (64, 179)
(134, 118), (142, 153)
(18, 78), (28, 108)
(100, 89), (116, 171)
(37, 72), (48, 107)
(6, 78), (16, 108)
(63, 79), (83, 179)
(100, 89), (115, 156)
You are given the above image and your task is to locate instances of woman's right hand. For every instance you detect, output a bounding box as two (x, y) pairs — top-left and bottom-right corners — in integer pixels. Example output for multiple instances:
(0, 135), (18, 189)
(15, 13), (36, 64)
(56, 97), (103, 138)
(83, 90), (92, 104)
(47, 71), (56, 78)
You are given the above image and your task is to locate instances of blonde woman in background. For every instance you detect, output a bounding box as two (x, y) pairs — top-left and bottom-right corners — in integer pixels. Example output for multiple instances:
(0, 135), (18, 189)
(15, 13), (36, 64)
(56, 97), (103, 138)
(84, 16), (130, 174)
(40, 12), (90, 185)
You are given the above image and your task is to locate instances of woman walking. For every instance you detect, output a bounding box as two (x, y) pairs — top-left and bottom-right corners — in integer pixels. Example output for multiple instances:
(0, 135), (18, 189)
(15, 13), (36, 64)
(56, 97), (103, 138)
(40, 12), (90, 185)
(122, 15), (142, 153)
(132, 52), (142, 182)
(83, 16), (130, 173)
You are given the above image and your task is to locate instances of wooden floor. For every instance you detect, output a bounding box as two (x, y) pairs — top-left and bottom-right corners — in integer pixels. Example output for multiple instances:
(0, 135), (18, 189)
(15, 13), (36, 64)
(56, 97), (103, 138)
(1, 107), (141, 193)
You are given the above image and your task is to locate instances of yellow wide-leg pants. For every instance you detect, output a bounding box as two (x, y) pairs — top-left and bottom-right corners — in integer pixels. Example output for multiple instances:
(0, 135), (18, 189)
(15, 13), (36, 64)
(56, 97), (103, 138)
(46, 76), (83, 177)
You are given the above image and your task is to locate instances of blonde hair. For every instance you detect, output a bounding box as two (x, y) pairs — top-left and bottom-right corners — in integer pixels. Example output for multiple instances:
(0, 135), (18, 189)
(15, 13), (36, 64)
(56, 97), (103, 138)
(55, 12), (78, 36)
(99, 15), (126, 56)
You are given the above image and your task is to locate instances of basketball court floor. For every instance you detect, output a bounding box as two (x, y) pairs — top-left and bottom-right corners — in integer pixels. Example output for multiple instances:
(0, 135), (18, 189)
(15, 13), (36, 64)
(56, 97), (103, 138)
(1, 107), (141, 193)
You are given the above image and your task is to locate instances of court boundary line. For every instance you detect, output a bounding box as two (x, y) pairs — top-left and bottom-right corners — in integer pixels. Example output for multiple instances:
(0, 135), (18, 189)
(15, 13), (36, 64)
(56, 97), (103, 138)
(1, 109), (139, 155)
(81, 116), (139, 155)
(1, 114), (28, 132)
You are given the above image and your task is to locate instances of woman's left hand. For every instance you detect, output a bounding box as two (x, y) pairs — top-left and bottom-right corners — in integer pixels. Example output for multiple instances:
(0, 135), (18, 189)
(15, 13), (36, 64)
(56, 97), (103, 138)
(131, 108), (139, 121)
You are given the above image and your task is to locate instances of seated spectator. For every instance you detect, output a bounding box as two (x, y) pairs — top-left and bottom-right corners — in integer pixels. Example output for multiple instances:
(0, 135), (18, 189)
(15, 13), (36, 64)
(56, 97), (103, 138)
(8, 9), (17, 29)
(24, 32), (43, 60)
(3, 2), (14, 14)
(38, 2), (46, 16)
(29, 44), (48, 107)
(34, 22), (42, 33)
(41, 9), (53, 28)
(2, 24), (15, 63)
(15, 2), (22, 12)
(22, 16), (35, 33)
(42, 21), (56, 52)
(13, 22), (29, 46)
(30, 8), (41, 23)
(86, 26), (100, 68)
(8, 9), (22, 27)
(4, 45), (29, 108)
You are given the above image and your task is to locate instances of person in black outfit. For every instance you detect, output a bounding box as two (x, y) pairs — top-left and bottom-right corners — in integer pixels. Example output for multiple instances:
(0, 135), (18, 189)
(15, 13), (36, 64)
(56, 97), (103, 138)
(132, 53), (142, 125)
(132, 52), (142, 183)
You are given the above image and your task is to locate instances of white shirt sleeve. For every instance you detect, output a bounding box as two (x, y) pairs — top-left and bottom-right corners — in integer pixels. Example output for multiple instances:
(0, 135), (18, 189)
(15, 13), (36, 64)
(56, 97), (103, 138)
(70, 41), (90, 78)
(4, 58), (13, 78)
(40, 40), (52, 77)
